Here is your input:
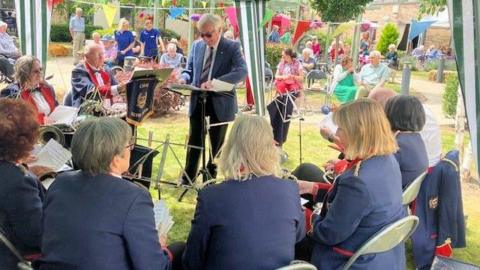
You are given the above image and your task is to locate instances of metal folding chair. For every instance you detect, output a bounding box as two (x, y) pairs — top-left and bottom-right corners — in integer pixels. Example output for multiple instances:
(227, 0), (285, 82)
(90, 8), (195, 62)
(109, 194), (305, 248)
(402, 170), (428, 207)
(0, 230), (34, 270)
(342, 215), (419, 270)
(276, 260), (318, 270)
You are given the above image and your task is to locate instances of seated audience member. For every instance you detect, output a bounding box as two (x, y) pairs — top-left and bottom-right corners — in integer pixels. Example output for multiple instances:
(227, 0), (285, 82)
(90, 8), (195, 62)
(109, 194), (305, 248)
(268, 48), (304, 148)
(131, 31), (142, 57)
(331, 56), (357, 103)
(0, 99), (44, 269)
(1, 55), (58, 124)
(0, 20), (20, 80)
(183, 115), (305, 270)
(385, 43), (399, 69)
(159, 43), (183, 69)
(311, 36), (321, 57)
(426, 45), (440, 60)
(88, 32), (104, 51)
(299, 48), (315, 73)
(67, 43), (126, 107)
(170, 38), (184, 55)
(357, 50), (390, 98)
(102, 35), (117, 66)
(299, 99), (406, 269)
(39, 117), (171, 270)
(329, 40), (344, 63)
(412, 45), (426, 63)
(267, 25), (281, 43)
(385, 95), (429, 188)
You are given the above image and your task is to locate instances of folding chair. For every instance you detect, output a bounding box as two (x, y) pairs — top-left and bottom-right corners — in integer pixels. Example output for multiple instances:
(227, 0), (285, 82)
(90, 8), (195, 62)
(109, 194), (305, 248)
(0, 230), (34, 270)
(276, 260), (318, 270)
(342, 215), (420, 270)
(402, 171), (428, 207)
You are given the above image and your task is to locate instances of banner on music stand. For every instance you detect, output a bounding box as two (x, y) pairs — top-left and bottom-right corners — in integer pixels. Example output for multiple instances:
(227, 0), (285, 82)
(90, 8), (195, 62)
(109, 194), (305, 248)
(126, 77), (157, 126)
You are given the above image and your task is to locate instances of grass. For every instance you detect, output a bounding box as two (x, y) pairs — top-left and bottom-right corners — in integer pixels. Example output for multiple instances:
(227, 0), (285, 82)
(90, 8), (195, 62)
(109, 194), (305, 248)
(136, 96), (480, 268)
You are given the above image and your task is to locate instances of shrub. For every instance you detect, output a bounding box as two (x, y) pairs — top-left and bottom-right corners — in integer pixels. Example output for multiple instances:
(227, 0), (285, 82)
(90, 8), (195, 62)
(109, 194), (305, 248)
(442, 73), (459, 118)
(376, 23), (399, 55)
(96, 27), (116, 37)
(265, 43), (287, 71)
(424, 59), (457, 72)
(50, 24), (102, 42)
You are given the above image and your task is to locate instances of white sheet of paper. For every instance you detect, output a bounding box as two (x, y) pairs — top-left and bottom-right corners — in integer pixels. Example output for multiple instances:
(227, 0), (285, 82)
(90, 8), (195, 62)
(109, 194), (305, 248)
(319, 112), (338, 134)
(31, 139), (72, 171)
(211, 79), (234, 92)
(48, 105), (79, 125)
(301, 198), (309, 206)
(153, 200), (174, 236)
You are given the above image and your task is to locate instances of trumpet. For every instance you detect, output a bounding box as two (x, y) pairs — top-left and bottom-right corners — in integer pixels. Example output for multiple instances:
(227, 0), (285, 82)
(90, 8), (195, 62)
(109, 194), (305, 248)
(38, 125), (67, 147)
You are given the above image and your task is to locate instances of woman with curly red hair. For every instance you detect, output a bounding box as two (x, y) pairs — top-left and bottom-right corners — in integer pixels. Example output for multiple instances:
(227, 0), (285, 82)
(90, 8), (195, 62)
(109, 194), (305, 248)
(0, 99), (44, 269)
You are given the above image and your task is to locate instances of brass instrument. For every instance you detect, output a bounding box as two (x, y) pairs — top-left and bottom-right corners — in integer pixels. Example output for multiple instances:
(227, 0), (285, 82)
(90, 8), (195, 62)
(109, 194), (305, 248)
(38, 124), (75, 147)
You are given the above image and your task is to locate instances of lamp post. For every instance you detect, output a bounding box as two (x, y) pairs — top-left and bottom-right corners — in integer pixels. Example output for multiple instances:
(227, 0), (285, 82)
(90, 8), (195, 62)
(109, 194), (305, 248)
(401, 60), (412, 95)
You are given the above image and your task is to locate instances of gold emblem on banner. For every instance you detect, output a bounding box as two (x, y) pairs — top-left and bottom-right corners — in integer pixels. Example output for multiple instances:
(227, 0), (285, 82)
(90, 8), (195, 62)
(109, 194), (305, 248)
(137, 92), (147, 108)
(429, 197), (438, 209)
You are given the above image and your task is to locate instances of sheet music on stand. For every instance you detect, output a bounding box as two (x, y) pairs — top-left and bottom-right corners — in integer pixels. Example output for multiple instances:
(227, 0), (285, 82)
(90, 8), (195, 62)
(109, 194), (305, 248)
(153, 200), (174, 237)
(169, 79), (234, 96)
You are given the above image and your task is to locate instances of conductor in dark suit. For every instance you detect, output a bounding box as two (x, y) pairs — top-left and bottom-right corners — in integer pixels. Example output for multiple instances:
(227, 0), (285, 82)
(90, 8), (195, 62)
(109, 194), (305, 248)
(38, 118), (171, 270)
(178, 13), (247, 184)
(182, 115), (305, 270)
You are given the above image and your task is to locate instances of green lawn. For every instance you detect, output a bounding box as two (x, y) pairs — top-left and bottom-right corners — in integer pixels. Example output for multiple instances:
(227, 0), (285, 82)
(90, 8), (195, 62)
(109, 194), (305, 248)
(136, 93), (480, 268)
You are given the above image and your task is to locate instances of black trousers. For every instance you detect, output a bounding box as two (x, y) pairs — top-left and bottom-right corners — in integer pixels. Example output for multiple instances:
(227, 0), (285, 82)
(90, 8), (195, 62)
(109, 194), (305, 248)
(267, 92), (298, 146)
(183, 95), (228, 183)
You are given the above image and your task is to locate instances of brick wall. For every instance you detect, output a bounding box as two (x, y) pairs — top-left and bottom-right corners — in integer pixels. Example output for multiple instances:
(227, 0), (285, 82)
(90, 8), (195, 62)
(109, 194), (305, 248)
(424, 26), (452, 48)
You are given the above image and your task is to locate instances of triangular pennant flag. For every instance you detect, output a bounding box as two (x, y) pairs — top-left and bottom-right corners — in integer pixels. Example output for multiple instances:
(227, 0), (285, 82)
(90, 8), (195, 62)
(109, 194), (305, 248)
(225, 7), (238, 32)
(168, 7), (185, 19)
(161, 0), (167, 7)
(102, 4), (118, 27)
(259, 8), (274, 28)
(201, 1), (208, 8)
(292, 20), (311, 45)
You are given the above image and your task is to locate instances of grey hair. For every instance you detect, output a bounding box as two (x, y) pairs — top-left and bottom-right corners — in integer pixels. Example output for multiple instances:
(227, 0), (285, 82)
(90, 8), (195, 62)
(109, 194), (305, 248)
(71, 117), (132, 174)
(166, 42), (177, 51)
(14, 55), (40, 85)
(198, 14), (222, 30)
(370, 50), (382, 58)
(0, 21), (6, 28)
(219, 115), (281, 181)
(302, 48), (312, 56)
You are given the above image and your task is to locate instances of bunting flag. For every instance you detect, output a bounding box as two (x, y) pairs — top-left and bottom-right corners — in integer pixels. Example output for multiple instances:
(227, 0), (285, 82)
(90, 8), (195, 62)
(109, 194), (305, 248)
(225, 7), (238, 33)
(168, 7), (185, 19)
(408, 18), (437, 41)
(161, 0), (167, 7)
(15, 0), (53, 68)
(235, 0), (267, 115)
(102, 4), (118, 27)
(259, 8), (273, 28)
(292, 20), (310, 45)
(448, 0), (480, 174)
(201, 1), (208, 8)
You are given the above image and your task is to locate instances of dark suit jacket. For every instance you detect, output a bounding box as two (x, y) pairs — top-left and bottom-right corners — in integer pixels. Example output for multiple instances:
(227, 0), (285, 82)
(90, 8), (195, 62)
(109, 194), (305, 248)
(311, 155), (406, 270)
(39, 171), (170, 270)
(0, 161), (44, 269)
(182, 175), (305, 270)
(180, 37), (247, 122)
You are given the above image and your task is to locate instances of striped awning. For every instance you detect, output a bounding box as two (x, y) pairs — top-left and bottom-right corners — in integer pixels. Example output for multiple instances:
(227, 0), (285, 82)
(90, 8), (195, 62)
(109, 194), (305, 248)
(235, 0), (267, 116)
(14, 0), (52, 67)
(448, 0), (480, 173)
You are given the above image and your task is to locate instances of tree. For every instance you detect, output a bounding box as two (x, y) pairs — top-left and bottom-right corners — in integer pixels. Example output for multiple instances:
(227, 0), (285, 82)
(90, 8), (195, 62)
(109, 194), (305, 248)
(419, 0), (447, 15)
(376, 23), (399, 55)
(309, 0), (374, 23)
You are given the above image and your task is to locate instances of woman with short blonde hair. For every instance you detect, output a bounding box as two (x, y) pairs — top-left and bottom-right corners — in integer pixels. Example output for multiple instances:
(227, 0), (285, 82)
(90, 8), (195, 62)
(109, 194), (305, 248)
(115, 18), (134, 66)
(183, 114), (305, 270)
(219, 115), (281, 180)
(305, 99), (406, 269)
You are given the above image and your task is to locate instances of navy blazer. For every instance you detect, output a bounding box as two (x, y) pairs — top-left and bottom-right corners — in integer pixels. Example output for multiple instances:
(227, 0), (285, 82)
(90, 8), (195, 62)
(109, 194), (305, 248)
(311, 155), (406, 270)
(394, 132), (429, 188)
(39, 171), (170, 270)
(0, 161), (44, 269)
(180, 37), (247, 122)
(183, 175), (305, 270)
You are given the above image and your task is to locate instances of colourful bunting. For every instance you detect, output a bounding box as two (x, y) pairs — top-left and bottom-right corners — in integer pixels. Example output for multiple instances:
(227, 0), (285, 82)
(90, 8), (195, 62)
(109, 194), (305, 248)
(259, 8), (273, 28)
(201, 1), (208, 8)
(102, 4), (118, 27)
(168, 7), (185, 19)
(161, 0), (167, 7)
(225, 7), (238, 33)
(292, 20), (310, 45)
(191, 13), (201, 22)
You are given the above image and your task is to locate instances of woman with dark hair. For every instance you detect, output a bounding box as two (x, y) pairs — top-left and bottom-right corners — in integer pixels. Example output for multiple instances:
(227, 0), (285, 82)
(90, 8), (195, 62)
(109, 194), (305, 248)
(0, 99), (44, 269)
(39, 117), (172, 270)
(385, 95), (429, 188)
(267, 48), (304, 147)
(300, 99), (406, 269)
(1, 55), (58, 124)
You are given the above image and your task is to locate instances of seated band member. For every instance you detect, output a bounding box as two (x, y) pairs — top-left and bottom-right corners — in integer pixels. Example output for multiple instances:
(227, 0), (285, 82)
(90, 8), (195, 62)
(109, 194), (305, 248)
(183, 115), (305, 270)
(67, 43), (126, 107)
(267, 48), (304, 147)
(38, 117), (171, 270)
(385, 95), (428, 188)
(300, 99), (406, 269)
(0, 99), (44, 269)
(1, 55), (58, 124)
(357, 50), (390, 98)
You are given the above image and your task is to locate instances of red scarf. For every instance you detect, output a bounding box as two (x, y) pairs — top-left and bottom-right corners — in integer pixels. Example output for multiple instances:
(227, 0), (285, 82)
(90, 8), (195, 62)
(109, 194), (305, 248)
(85, 62), (113, 99)
(20, 83), (56, 125)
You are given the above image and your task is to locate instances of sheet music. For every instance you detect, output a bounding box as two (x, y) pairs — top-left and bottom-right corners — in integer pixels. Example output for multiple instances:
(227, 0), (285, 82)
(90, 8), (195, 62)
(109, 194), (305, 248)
(153, 200), (174, 237)
(301, 198), (309, 206)
(48, 105), (79, 125)
(170, 83), (203, 92)
(30, 139), (72, 171)
(211, 79), (234, 92)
